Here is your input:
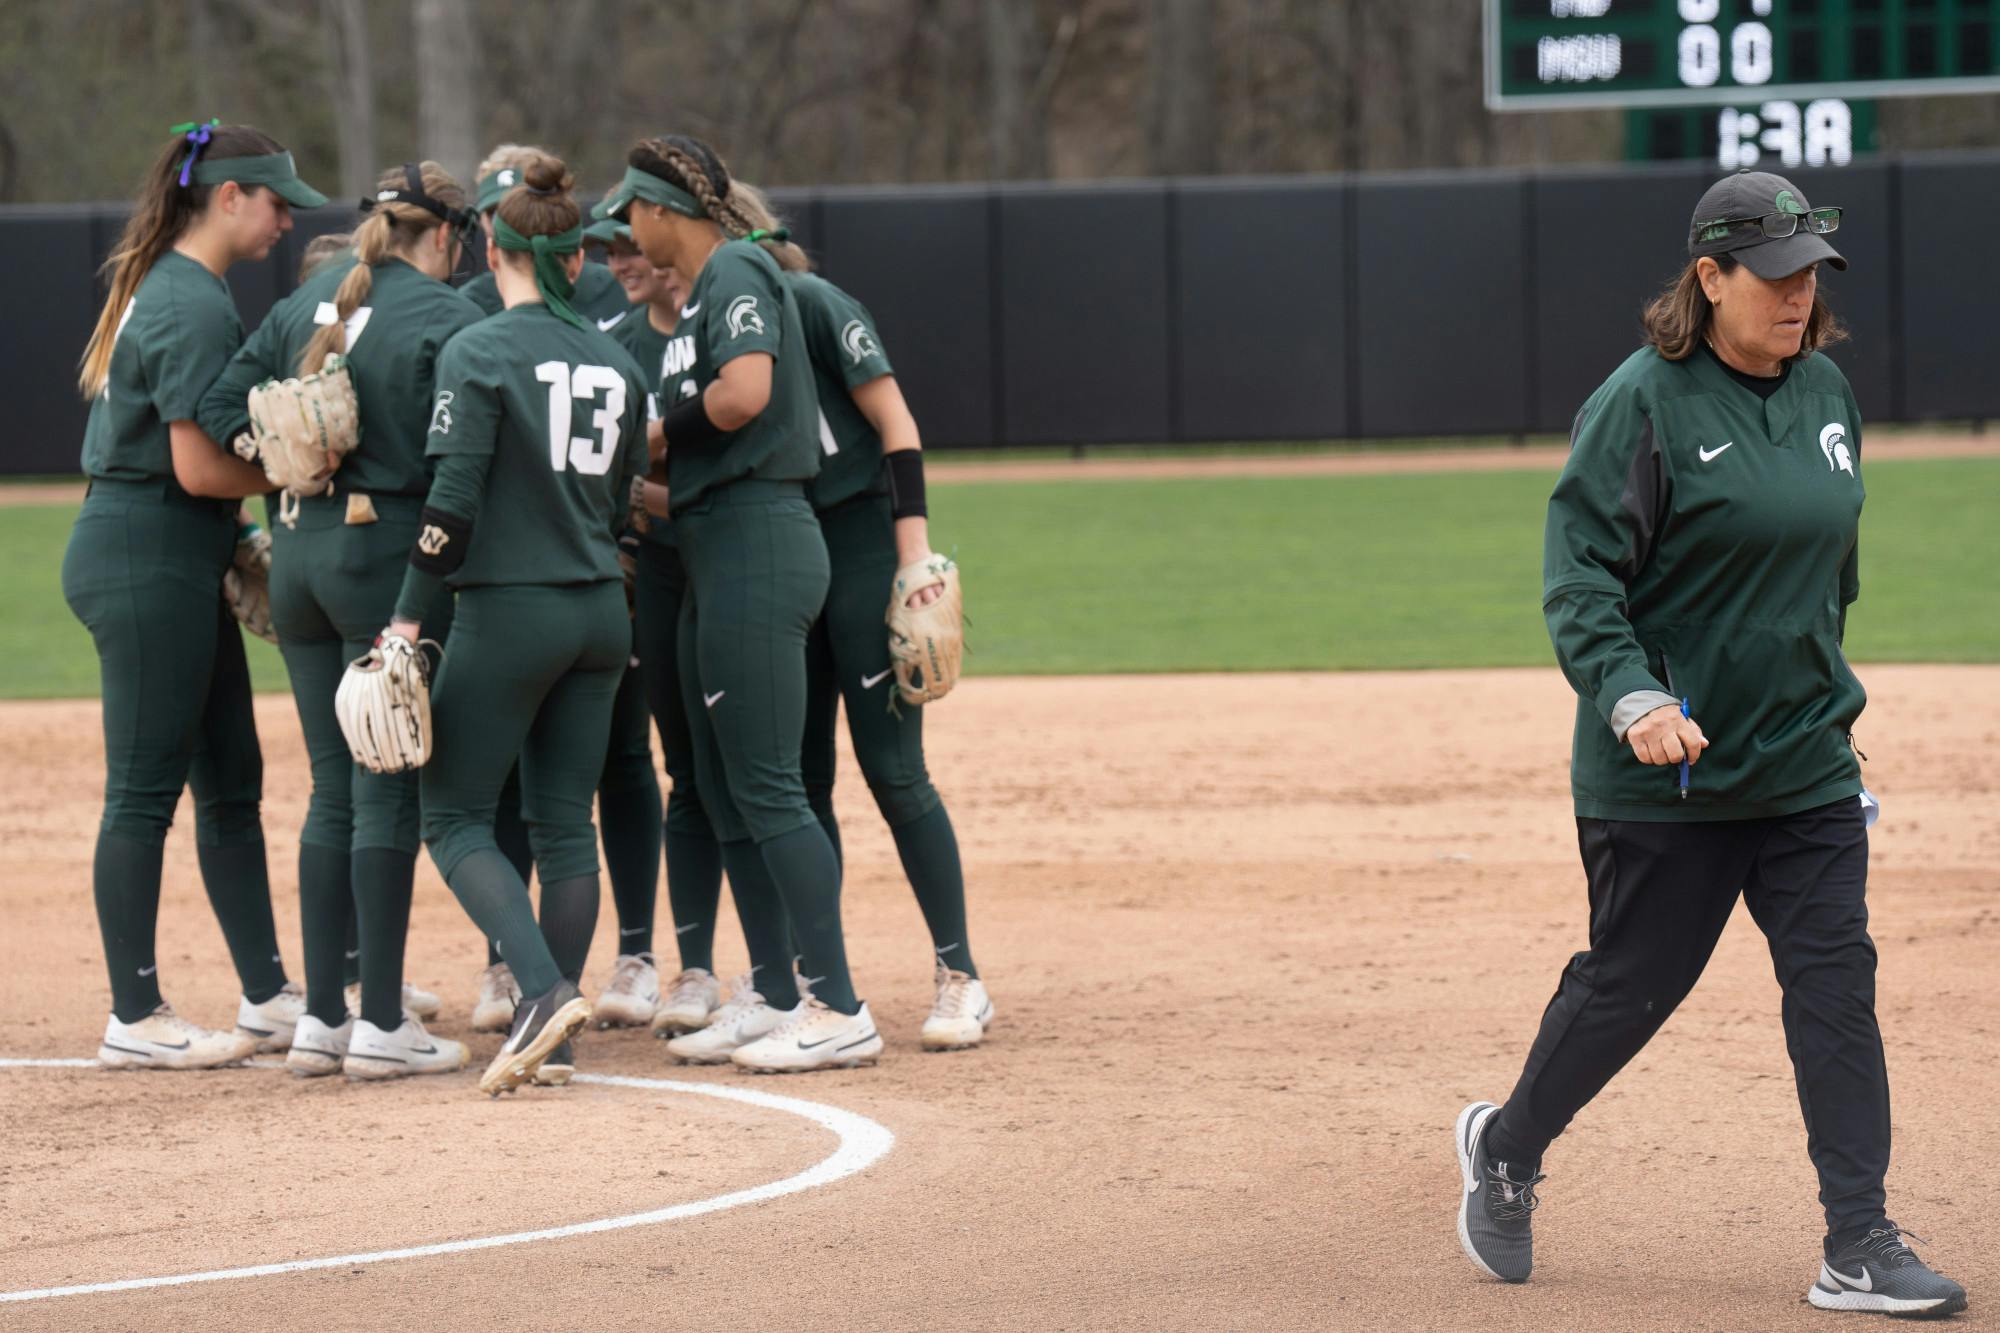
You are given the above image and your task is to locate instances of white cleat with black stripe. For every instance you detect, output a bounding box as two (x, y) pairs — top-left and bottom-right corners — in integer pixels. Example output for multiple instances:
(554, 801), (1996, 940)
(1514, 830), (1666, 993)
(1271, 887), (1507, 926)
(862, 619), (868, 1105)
(344, 1014), (469, 1082)
(286, 1014), (352, 1077)
(1807, 1229), (1967, 1317)
(731, 998), (883, 1074)
(921, 963), (995, 1051)
(236, 982), (306, 1052)
(99, 1004), (255, 1070)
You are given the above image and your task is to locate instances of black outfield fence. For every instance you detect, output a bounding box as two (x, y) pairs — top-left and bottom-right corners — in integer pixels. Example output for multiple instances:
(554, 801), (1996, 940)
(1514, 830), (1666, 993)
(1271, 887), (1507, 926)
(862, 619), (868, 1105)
(5, 152), (1994, 475)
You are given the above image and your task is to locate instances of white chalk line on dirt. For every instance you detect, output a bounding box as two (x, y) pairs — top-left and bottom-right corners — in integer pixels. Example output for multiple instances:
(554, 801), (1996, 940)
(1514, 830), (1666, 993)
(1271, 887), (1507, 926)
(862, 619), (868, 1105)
(0, 1059), (895, 1304)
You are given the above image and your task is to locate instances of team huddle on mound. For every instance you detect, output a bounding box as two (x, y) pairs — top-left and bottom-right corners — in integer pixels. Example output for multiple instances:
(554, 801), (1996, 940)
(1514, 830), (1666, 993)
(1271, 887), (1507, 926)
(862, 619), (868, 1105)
(67, 121), (991, 1097)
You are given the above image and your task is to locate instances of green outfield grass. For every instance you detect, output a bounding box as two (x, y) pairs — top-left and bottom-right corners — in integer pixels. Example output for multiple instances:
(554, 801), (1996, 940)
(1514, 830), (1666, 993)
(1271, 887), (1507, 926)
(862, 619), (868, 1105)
(2, 457), (1994, 699)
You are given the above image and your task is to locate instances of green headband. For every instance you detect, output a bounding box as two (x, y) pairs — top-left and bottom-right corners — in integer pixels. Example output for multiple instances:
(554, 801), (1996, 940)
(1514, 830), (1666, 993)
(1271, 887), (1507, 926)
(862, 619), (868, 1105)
(493, 214), (586, 329)
(190, 150), (328, 208)
(592, 165), (703, 223)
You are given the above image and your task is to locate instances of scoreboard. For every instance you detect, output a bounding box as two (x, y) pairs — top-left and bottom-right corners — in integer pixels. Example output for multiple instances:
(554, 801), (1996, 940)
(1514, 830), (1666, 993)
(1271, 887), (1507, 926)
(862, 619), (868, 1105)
(1487, 0), (2000, 109)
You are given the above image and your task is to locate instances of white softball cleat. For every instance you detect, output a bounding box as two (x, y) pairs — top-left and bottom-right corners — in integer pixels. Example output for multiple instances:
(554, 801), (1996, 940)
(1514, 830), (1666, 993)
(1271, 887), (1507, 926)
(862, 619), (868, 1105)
(471, 962), (520, 1032)
(345, 980), (442, 1021)
(731, 998), (883, 1074)
(286, 1014), (352, 1077)
(595, 953), (661, 1029)
(344, 1014), (469, 1081)
(921, 963), (995, 1051)
(99, 1004), (256, 1070)
(236, 981), (306, 1052)
(664, 977), (783, 1064)
(650, 966), (721, 1036)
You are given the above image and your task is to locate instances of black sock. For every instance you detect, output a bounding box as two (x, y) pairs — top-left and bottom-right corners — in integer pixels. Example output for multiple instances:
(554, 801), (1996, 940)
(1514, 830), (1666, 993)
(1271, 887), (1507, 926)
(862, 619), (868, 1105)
(891, 805), (976, 979)
(493, 769), (534, 885)
(1482, 1118), (1539, 1176)
(353, 847), (416, 1031)
(664, 824), (723, 973)
(296, 842), (352, 1025)
(718, 839), (799, 1009)
(196, 839), (287, 1003)
(600, 788), (660, 959)
(444, 847), (561, 997)
(538, 874), (600, 986)
(342, 913), (361, 988)
(94, 830), (165, 1023)
(809, 790), (843, 876)
(759, 824), (856, 1014)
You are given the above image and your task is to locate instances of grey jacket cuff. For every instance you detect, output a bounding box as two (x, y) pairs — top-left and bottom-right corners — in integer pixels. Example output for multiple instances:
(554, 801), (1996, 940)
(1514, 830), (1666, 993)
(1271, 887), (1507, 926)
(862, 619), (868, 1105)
(1610, 690), (1681, 742)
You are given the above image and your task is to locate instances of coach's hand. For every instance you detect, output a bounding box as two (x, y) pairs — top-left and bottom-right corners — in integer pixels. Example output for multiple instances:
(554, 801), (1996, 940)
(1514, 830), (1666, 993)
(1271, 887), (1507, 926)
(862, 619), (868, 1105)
(1628, 704), (1708, 767)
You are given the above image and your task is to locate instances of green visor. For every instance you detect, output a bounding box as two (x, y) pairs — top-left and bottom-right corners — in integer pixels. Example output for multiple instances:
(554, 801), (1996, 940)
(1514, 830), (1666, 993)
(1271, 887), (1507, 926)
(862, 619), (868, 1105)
(191, 151), (327, 208)
(476, 168), (523, 214)
(593, 165), (702, 223)
(583, 217), (632, 247)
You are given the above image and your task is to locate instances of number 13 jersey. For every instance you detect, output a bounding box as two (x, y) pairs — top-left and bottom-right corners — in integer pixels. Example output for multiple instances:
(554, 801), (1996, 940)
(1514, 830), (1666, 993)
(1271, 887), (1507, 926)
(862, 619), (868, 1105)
(425, 301), (650, 589)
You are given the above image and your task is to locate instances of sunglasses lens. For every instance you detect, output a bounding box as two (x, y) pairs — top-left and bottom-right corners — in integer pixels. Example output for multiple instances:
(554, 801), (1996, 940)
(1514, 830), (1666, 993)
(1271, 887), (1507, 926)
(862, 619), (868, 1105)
(1807, 207), (1841, 235)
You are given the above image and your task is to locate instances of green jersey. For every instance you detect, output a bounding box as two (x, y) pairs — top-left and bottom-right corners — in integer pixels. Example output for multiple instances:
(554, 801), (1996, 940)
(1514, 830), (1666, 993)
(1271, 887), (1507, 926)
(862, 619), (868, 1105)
(81, 251), (243, 482)
(786, 272), (895, 512)
(198, 254), (483, 497)
(459, 260), (629, 327)
(668, 240), (818, 513)
(424, 303), (649, 589)
(610, 305), (699, 547)
(1545, 345), (1865, 822)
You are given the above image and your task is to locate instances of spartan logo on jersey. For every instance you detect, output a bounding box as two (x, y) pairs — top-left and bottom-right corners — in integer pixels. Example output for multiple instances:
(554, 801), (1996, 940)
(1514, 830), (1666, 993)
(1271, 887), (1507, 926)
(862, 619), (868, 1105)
(1819, 422), (1854, 476)
(725, 295), (764, 339)
(840, 319), (880, 366)
(429, 390), (454, 435)
(416, 525), (450, 557)
(677, 380), (699, 401)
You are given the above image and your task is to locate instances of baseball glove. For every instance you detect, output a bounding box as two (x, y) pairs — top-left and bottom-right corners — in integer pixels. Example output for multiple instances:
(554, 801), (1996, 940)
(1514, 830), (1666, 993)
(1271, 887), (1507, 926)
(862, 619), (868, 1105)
(222, 523), (276, 644)
(885, 554), (964, 706)
(237, 353), (359, 498)
(335, 633), (438, 774)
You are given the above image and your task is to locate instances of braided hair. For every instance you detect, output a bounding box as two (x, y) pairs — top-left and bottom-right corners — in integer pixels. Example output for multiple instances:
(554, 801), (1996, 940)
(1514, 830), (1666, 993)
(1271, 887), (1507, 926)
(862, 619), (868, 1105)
(629, 136), (810, 273)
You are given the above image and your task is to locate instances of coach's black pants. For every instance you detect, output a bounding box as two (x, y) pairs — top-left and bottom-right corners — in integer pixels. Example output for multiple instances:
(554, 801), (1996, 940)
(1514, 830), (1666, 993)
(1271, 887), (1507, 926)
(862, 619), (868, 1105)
(1487, 798), (1891, 1251)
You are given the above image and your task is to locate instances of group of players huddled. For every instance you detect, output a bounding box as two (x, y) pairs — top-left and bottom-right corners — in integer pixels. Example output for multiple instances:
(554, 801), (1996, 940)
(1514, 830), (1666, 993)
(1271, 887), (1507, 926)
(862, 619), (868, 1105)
(68, 120), (992, 1096)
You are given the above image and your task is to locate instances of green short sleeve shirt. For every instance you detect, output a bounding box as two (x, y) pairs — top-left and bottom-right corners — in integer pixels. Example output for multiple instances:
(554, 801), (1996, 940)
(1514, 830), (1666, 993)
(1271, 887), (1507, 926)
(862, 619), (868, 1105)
(786, 272), (895, 511)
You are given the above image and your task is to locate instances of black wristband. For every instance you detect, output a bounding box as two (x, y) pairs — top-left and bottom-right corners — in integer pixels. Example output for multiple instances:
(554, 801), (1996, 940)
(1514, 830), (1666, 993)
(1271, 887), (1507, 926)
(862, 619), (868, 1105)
(884, 448), (927, 519)
(409, 506), (473, 576)
(661, 393), (726, 452)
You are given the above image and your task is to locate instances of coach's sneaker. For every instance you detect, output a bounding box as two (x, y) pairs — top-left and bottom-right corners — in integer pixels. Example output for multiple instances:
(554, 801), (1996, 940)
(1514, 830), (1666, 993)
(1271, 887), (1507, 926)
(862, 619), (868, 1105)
(731, 998), (883, 1074)
(595, 954), (661, 1029)
(650, 967), (721, 1036)
(471, 963), (520, 1032)
(532, 1039), (576, 1087)
(99, 1004), (256, 1070)
(236, 982), (306, 1052)
(286, 1014), (352, 1078)
(479, 980), (591, 1097)
(1807, 1229), (1968, 1317)
(665, 976), (784, 1064)
(921, 963), (995, 1051)
(345, 981), (442, 1022)
(1455, 1101), (1541, 1284)
(346, 1014), (470, 1081)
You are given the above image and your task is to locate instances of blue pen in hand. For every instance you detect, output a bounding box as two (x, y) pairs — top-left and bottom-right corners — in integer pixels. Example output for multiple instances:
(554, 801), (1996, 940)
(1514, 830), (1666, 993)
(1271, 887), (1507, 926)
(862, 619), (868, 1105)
(1679, 697), (1692, 799)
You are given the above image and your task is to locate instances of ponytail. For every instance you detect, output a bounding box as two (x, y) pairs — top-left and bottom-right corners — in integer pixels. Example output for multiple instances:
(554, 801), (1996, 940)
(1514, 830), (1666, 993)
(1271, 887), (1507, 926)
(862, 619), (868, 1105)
(298, 160), (466, 375)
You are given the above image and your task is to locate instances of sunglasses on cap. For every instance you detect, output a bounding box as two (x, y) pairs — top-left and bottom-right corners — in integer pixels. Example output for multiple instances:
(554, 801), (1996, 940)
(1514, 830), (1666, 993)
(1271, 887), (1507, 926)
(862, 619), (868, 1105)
(1699, 206), (1842, 246)
(361, 164), (480, 248)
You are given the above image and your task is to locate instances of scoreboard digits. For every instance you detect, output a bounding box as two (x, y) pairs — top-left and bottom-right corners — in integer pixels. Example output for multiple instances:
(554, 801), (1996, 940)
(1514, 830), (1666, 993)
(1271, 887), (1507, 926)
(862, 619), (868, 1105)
(1488, 0), (2000, 109)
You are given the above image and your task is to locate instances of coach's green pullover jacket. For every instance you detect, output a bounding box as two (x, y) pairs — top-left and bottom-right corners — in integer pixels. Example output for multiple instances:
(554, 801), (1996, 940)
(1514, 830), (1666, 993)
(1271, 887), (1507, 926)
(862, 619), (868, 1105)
(1544, 344), (1866, 822)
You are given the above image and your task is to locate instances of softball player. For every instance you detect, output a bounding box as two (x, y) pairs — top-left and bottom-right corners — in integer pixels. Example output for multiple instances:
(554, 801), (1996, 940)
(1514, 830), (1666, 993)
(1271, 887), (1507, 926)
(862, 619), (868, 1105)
(588, 219), (728, 1033)
(382, 152), (648, 1095)
(759, 214), (993, 1049)
(64, 121), (324, 1070)
(601, 134), (880, 1072)
(458, 143), (627, 325)
(1454, 173), (1966, 1317)
(197, 162), (482, 1079)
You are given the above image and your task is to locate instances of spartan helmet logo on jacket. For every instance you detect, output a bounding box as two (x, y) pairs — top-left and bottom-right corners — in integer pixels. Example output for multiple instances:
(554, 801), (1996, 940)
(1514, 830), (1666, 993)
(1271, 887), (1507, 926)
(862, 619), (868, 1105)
(1819, 422), (1854, 476)
(429, 390), (454, 435)
(725, 295), (764, 339)
(840, 319), (880, 365)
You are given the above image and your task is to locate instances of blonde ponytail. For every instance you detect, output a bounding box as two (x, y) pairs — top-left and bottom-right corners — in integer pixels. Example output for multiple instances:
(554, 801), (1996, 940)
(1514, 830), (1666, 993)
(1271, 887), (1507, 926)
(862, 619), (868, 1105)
(296, 161), (466, 376)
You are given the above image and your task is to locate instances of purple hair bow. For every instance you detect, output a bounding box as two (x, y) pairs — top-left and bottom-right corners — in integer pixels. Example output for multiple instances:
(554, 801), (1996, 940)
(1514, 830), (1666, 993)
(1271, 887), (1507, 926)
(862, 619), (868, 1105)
(169, 118), (220, 187)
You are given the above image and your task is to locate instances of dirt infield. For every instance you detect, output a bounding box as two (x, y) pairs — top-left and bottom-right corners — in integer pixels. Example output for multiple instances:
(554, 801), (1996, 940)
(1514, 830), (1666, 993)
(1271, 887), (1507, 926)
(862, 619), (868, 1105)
(0, 668), (1993, 1329)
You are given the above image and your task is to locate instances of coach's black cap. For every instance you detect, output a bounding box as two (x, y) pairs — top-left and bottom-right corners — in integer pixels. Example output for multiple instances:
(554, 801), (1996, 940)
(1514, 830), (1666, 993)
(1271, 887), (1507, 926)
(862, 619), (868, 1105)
(1688, 171), (1846, 279)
